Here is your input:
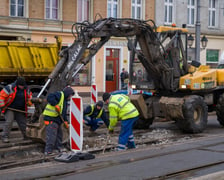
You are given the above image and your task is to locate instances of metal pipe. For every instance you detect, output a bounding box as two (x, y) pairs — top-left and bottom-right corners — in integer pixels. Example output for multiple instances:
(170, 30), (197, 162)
(72, 64), (84, 78)
(195, 0), (201, 62)
(37, 79), (51, 98)
(48, 57), (66, 79)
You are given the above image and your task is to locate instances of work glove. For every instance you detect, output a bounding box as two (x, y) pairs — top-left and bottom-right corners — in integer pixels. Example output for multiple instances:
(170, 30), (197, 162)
(55, 105), (60, 113)
(64, 121), (69, 129)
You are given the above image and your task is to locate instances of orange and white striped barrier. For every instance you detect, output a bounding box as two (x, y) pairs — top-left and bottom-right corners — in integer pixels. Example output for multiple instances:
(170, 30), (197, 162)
(70, 91), (83, 152)
(91, 83), (98, 104)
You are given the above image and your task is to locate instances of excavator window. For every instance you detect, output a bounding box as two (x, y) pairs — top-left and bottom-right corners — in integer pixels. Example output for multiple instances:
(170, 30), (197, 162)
(130, 51), (155, 90)
(71, 63), (92, 86)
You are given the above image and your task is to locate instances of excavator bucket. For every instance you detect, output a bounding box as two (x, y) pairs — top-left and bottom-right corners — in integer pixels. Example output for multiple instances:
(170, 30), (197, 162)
(26, 114), (69, 143)
(130, 94), (148, 119)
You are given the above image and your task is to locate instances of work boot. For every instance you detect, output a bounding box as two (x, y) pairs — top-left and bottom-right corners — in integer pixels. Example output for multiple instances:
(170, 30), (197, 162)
(44, 152), (52, 156)
(44, 151), (58, 156)
(2, 136), (9, 143)
(127, 141), (136, 149)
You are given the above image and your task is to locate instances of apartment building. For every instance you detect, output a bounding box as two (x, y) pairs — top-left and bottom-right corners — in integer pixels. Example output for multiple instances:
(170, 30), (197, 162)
(155, 0), (224, 67)
(0, 0), (155, 93)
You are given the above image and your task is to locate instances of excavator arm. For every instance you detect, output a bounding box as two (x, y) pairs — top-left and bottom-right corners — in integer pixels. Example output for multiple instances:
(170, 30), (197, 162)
(28, 17), (190, 141)
(40, 17), (186, 97)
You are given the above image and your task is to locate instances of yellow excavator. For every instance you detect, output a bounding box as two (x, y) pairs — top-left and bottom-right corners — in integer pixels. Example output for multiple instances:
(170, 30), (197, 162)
(25, 17), (224, 142)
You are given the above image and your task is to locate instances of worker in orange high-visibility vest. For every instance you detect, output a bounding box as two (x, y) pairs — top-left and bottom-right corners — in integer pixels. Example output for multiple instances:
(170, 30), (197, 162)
(43, 86), (74, 155)
(0, 77), (32, 143)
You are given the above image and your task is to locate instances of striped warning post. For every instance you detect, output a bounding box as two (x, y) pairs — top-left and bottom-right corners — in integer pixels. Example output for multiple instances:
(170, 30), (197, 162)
(70, 91), (83, 152)
(91, 83), (98, 104)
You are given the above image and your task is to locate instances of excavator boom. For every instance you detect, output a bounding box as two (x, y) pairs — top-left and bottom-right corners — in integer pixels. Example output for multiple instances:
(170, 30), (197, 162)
(27, 18), (198, 142)
(43, 18), (188, 95)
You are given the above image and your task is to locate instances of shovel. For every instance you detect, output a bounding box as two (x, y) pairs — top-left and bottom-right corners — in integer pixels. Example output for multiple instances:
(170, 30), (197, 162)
(6, 107), (31, 114)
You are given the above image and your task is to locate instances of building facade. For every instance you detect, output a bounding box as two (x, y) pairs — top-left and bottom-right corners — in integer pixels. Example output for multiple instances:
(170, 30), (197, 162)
(155, 0), (224, 67)
(2, 0), (223, 94)
(0, 0), (155, 93)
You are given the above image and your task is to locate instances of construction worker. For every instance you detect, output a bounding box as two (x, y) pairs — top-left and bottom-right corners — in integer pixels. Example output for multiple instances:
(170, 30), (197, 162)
(43, 86), (74, 155)
(102, 92), (139, 151)
(83, 101), (109, 132)
(0, 77), (33, 143)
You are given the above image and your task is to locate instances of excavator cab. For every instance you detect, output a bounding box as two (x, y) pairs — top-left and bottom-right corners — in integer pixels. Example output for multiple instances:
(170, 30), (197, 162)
(130, 53), (155, 90)
(129, 25), (189, 93)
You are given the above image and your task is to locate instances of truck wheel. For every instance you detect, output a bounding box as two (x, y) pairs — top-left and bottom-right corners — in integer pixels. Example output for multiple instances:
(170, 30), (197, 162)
(216, 93), (224, 126)
(176, 95), (208, 133)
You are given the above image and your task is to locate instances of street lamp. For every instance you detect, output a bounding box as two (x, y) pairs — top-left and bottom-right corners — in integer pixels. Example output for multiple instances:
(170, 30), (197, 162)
(201, 35), (208, 49)
(187, 34), (194, 48)
(187, 34), (208, 49)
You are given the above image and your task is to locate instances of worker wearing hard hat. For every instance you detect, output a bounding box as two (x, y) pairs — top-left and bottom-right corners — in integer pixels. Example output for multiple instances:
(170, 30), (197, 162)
(102, 92), (139, 151)
(83, 101), (109, 132)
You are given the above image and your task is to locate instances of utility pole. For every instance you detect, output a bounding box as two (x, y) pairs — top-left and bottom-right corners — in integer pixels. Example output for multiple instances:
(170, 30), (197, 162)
(195, 0), (201, 62)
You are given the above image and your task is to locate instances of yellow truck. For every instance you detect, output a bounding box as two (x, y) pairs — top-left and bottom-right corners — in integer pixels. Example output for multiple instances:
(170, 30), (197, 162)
(0, 36), (61, 95)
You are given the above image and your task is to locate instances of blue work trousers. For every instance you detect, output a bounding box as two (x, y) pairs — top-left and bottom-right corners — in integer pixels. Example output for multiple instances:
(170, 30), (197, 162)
(84, 116), (104, 131)
(117, 116), (138, 151)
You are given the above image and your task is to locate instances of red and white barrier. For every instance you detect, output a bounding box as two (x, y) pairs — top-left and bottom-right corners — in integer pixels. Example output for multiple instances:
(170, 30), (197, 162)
(70, 91), (83, 152)
(91, 83), (98, 104)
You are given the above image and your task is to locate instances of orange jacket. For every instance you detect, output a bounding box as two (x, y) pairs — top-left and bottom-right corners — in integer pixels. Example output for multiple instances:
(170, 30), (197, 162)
(0, 83), (32, 114)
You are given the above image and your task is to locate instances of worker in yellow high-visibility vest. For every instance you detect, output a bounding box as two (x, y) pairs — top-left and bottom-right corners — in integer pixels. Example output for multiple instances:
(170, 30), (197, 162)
(43, 86), (74, 155)
(84, 101), (109, 132)
(102, 92), (139, 151)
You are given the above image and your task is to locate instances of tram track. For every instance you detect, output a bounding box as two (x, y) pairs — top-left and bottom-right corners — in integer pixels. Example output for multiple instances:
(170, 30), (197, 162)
(147, 160), (224, 180)
(32, 134), (224, 179)
(1, 131), (222, 171)
(0, 116), (223, 178)
(0, 124), (194, 170)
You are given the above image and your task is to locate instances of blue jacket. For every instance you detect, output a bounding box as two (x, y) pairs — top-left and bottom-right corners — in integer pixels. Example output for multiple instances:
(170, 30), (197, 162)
(44, 91), (68, 125)
(84, 105), (109, 127)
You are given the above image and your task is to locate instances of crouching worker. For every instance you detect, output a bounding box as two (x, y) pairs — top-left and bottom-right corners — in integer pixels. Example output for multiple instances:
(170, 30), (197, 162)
(43, 86), (74, 155)
(0, 77), (32, 143)
(84, 101), (109, 132)
(102, 92), (139, 151)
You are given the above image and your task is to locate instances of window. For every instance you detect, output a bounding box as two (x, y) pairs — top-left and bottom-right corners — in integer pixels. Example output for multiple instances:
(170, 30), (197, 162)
(187, 0), (195, 25)
(77, 0), (90, 22)
(107, 0), (119, 18)
(10, 0), (24, 17)
(132, 53), (148, 83)
(72, 63), (91, 86)
(132, 0), (142, 19)
(45, 0), (59, 20)
(208, 0), (216, 27)
(164, 0), (174, 24)
(206, 49), (219, 64)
